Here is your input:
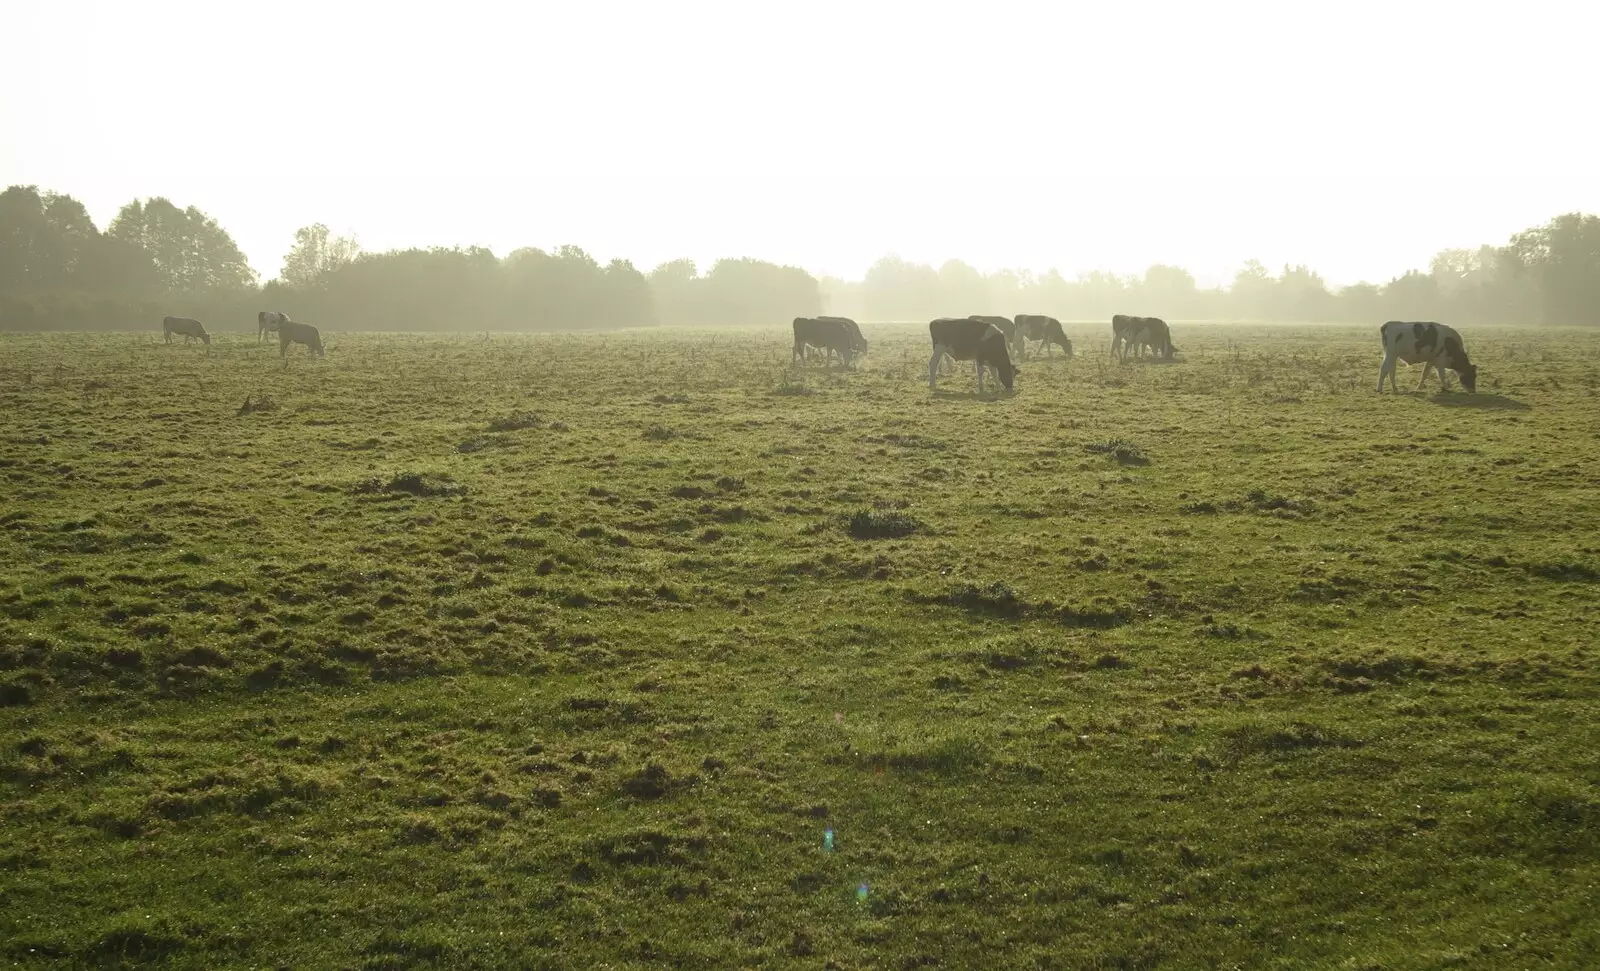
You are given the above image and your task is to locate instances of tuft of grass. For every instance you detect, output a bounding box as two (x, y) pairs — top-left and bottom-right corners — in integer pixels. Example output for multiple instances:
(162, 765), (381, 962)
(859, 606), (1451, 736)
(486, 411), (543, 431)
(351, 471), (466, 497)
(1084, 438), (1149, 466)
(845, 509), (920, 539)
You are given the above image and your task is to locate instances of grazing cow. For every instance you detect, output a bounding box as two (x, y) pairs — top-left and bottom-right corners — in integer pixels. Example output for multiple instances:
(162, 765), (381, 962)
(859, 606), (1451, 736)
(1378, 320), (1477, 393)
(817, 315), (869, 357)
(792, 317), (855, 366)
(1111, 314), (1173, 362)
(162, 316), (209, 345)
(929, 317), (1017, 393)
(968, 315), (1021, 357)
(1015, 314), (1073, 358)
(258, 310), (291, 342)
(1110, 314), (1136, 358)
(279, 320), (325, 359)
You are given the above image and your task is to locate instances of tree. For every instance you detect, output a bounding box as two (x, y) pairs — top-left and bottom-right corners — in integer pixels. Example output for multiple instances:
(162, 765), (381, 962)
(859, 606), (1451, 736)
(0, 185), (49, 291)
(107, 197), (257, 292)
(862, 255), (939, 320)
(1509, 213), (1600, 325)
(1274, 265), (1333, 320)
(1141, 264), (1198, 317)
(1074, 270), (1129, 320)
(1381, 270), (1439, 322)
(817, 275), (864, 319)
(1229, 259), (1274, 318)
(0, 185), (160, 296)
(603, 258), (657, 328)
(1336, 282), (1382, 322)
(701, 258), (820, 325)
(280, 223), (360, 289)
(937, 259), (987, 314)
(647, 259), (699, 326)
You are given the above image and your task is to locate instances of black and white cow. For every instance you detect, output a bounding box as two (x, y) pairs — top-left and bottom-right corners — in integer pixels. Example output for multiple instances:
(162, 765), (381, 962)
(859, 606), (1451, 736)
(279, 320), (325, 360)
(258, 310), (291, 343)
(1378, 320), (1477, 393)
(792, 317), (855, 366)
(1015, 314), (1072, 358)
(967, 315), (1021, 358)
(162, 316), (209, 345)
(817, 315), (869, 357)
(1111, 314), (1173, 361)
(930, 317), (1017, 393)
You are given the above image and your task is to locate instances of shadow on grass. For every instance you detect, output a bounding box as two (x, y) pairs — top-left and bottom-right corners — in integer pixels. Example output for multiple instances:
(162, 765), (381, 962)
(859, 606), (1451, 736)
(1429, 392), (1531, 411)
(930, 389), (1018, 402)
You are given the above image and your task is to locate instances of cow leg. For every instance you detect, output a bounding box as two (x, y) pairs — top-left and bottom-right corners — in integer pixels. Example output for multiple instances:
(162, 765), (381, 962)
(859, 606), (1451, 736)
(928, 347), (943, 389)
(1415, 362), (1433, 391)
(1378, 355), (1395, 393)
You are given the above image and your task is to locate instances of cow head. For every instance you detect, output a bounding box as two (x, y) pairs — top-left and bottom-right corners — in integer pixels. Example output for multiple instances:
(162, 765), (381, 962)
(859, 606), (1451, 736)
(1457, 363), (1477, 392)
(979, 329), (1017, 391)
(200, 332), (211, 345)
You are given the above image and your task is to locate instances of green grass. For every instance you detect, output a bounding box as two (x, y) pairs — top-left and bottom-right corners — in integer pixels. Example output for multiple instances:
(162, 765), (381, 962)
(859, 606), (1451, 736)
(1, 323), (1597, 969)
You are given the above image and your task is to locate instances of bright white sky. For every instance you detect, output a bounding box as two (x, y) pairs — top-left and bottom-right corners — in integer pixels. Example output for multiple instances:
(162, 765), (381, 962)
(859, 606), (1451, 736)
(4, 0), (1595, 288)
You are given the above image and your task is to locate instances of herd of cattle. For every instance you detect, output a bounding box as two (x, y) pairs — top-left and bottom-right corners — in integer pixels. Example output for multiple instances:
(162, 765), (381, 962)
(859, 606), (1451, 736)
(160, 311), (324, 358)
(158, 309), (1479, 396)
(791, 313), (1478, 395)
(795, 312), (1187, 392)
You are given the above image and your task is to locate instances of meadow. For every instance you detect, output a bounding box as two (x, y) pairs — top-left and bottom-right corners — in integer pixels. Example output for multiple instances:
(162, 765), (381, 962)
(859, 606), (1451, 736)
(0, 322), (1596, 970)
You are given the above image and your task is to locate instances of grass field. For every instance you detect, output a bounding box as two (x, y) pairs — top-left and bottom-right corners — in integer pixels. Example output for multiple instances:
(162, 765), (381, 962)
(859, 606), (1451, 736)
(1, 322), (1596, 970)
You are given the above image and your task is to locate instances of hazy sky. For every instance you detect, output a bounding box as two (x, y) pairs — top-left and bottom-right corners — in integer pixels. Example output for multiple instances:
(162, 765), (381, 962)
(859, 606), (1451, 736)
(5, 0), (1595, 288)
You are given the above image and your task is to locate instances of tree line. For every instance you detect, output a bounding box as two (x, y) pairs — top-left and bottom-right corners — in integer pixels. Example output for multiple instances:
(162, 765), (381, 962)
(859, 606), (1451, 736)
(3, 183), (1597, 332)
(824, 220), (1596, 327)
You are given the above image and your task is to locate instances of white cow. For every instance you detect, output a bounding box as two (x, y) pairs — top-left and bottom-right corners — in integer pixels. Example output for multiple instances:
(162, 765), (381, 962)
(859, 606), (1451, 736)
(258, 311), (291, 342)
(1378, 320), (1477, 393)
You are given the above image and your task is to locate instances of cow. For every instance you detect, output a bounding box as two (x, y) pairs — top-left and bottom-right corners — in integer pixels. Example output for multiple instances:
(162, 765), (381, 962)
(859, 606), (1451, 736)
(817, 315), (869, 357)
(258, 310), (291, 343)
(1015, 314), (1073, 358)
(792, 317), (855, 366)
(279, 320), (325, 360)
(1111, 314), (1136, 359)
(1378, 320), (1476, 393)
(162, 316), (209, 345)
(1111, 314), (1173, 362)
(929, 317), (1017, 393)
(968, 315), (1021, 358)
